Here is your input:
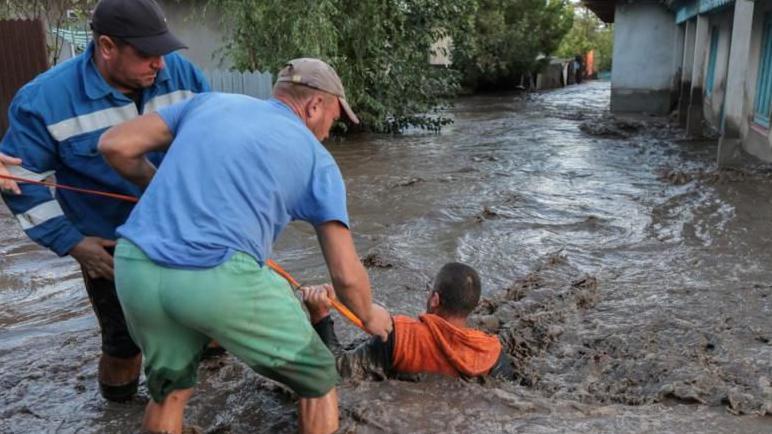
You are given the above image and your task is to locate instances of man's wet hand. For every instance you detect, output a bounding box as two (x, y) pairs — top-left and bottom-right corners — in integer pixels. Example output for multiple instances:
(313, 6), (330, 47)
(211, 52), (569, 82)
(69, 237), (116, 281)
(301, 284), (333, 323)
(364, 303), (392, 342)
(0, 153), (22, 195)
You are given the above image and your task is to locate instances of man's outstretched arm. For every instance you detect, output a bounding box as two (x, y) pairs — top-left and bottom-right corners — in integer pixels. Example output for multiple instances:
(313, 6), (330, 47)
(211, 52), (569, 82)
(315, 222), (392, 340)
(302, 285), (394, 380)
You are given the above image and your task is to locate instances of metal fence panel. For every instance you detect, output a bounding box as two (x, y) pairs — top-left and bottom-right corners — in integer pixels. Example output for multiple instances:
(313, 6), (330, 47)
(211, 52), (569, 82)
(206, 69), (273, 100)
(0, 19), (48, 136)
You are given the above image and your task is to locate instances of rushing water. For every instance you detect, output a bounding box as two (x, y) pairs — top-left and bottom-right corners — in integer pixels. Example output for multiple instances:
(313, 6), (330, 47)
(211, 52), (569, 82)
(1, 81), (770, 433)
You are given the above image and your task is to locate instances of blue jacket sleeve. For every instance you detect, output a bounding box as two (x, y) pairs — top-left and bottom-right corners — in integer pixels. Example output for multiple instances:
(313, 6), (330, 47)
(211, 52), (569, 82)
(0, 94), (84, 256)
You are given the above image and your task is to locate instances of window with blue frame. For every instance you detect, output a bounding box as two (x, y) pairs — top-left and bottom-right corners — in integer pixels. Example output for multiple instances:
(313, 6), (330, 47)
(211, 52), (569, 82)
(705, 26), (719, 97)
(754, 14), (772, 128)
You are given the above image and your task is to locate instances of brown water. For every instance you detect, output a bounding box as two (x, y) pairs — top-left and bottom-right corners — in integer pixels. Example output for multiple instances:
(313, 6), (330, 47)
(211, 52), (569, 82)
(1, 81), (770, 433)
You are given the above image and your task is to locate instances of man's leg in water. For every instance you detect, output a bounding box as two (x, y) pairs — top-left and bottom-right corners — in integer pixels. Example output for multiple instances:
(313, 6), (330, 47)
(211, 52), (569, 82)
(82, 270), (142, 401)
(142, 388), (193, 434)
(299, 388), (339, 434)
(141, 388), (338, 434)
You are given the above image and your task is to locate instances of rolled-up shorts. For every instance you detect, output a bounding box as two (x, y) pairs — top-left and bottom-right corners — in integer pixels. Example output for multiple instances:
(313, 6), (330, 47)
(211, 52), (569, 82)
(114, 239), (338, 403)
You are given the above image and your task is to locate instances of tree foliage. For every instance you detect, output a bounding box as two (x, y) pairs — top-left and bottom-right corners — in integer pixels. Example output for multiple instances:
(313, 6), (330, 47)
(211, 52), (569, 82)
(208, 0), (477, 133)
(557, 6), (614, 72)
(207, 0), (573, 132)
(454, 0), (574, 91)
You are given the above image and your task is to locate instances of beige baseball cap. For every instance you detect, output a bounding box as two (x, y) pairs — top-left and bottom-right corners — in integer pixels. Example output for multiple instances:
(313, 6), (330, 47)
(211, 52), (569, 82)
(276, 58), (359, 124)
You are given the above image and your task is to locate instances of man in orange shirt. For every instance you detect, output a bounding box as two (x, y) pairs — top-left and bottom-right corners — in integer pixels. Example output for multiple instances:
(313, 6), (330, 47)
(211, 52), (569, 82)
(302, 262), (512, 380)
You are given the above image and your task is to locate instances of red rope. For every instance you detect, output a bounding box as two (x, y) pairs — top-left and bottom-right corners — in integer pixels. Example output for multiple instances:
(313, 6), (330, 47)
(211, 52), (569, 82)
(0, 174), (139, 203)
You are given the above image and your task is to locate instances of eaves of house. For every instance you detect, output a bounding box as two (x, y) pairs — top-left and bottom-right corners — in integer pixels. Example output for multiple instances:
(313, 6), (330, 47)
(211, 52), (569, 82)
(583, 0), (744, 25)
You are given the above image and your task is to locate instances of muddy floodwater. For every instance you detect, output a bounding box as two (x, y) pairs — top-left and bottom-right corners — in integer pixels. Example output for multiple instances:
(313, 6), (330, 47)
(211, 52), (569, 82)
(1, 81), (771, 433)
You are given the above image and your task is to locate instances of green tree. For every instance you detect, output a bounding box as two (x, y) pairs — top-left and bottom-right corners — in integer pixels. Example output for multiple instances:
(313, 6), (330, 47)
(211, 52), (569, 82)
(455, 0), (574, 90)
(208, 0), (477, 132)
(557, 5), (613, 72)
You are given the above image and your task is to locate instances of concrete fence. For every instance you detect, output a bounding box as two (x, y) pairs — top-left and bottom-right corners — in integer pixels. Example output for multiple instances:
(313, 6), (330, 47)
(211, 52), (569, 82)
(205, 69), (274, 100)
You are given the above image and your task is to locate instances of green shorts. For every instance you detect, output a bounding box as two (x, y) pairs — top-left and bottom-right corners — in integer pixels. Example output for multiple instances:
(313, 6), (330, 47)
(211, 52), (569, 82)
(114, 239), (338, 402)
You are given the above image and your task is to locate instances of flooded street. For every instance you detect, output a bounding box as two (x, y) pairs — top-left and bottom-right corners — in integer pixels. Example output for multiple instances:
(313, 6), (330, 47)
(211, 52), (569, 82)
(1, 81), (770, 433)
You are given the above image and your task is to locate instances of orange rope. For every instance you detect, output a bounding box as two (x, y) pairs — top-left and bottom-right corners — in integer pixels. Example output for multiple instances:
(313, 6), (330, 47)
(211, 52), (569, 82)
(0, 174), (140, 202)
(1, 173), (367, 331)
(266, 259), (366, 332)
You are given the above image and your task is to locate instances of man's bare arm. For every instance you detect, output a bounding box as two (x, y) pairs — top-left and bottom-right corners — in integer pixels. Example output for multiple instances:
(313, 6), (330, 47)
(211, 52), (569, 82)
(315, 221), (392, 340)
(98, 113), (173, 189)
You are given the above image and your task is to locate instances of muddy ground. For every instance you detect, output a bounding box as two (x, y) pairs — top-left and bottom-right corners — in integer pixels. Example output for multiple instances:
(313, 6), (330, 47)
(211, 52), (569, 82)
(0, 81), (770, 433)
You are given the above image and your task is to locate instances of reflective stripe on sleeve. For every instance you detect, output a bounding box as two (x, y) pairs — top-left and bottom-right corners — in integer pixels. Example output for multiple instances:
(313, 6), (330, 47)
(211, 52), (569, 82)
(46, 104), (139, 142)
(144, 90), (196, 113)
(16, 200), (65, 230)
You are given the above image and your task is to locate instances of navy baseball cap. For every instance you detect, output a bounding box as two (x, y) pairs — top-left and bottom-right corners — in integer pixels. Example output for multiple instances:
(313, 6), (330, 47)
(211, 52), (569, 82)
(90, 0), (187, 56)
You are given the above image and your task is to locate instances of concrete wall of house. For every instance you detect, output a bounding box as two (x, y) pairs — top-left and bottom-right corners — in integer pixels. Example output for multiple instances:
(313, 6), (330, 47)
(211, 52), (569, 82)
(610, 1), (677, 114)
(679, 19), (697, 126)
(157, 0), (229, 70)
(671, 22), (686, 110)
(740, 0), (772, 161)
(702, 9), (734, 132)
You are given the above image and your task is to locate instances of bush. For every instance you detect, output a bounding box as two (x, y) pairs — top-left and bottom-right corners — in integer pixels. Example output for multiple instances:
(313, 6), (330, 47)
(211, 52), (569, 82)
(454, 0), (574, 91)
(208, 0), (477, 133)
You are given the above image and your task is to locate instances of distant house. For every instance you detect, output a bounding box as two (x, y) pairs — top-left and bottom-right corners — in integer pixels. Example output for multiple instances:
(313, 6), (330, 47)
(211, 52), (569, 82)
(583, 0), (770, 166)
(156, 0), (230, 70)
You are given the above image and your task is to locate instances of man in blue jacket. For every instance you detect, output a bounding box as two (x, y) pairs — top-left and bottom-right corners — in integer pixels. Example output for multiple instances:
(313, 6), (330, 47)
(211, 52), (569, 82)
(0, 0), (209, 402)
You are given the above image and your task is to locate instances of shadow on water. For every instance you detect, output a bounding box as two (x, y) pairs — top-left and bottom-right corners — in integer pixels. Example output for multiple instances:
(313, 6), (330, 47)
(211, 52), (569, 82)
(0, 81), (770, 433)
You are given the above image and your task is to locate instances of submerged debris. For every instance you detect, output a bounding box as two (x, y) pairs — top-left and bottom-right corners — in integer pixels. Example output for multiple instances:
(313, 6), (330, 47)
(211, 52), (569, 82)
(391, 177), (424, 188)
(472, 154), (500, 163)
(360, 253), (395, 269)
(474, 207), (500, 222)
(469, 253), (601, 387)
(658, 167), (754, 185)
(579, 116), (644, 138)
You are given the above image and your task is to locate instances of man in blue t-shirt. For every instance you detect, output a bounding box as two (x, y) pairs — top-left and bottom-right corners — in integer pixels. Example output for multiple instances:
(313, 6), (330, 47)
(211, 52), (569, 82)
(0, 0), (209, 402)
(99, 58), (391, 434)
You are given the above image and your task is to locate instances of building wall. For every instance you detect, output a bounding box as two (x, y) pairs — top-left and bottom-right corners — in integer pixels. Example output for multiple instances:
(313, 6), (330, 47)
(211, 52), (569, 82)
(157, 0), (229, 71)
(611, 1), (678, 113)
(741, 0), (772, 161)
(702, 9), (734, 131)
(671, 22), (686, 110)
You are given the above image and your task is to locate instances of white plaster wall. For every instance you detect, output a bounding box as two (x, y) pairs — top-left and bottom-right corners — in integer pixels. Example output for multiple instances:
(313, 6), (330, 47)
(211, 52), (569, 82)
(741, 1), (772, 161)
(157, 0), (230, 71)
(672, 23), (686, 91)
(703, 10), (734, 130)
(611, 2), (676, 91)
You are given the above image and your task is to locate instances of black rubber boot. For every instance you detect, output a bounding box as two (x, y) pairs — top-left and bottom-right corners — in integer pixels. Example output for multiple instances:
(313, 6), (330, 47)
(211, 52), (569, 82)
(99, 378), (139, 402)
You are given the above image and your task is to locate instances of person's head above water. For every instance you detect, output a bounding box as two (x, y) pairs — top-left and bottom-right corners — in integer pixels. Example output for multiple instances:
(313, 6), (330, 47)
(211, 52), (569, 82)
(426, 262), (482, 321)
(272, 58), (359, 142)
